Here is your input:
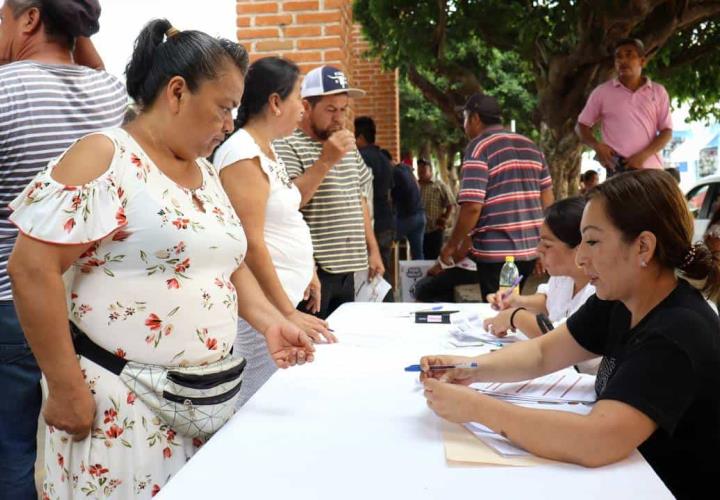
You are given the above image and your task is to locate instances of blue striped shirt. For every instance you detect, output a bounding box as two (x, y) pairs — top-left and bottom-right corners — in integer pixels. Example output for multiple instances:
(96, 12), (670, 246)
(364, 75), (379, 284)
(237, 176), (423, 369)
(458, 126), (552, 263)
(0, 61), (126, 300)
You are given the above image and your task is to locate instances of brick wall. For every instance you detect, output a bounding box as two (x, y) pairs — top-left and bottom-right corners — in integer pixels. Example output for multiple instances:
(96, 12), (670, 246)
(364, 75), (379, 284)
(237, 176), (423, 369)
(351, 24), (399, 162)
(236, 1), (352, 75)
(235, 0), (399, 160)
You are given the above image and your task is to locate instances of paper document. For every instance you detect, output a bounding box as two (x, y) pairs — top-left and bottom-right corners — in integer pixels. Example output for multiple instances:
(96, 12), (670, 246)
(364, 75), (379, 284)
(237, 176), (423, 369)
(353, 270), (392, 302)
(465, 422), (530, 457)
(471, 372), (597, 405)
(448, 311), (520, 346)
(442, 420), (555, 467)
(465, 402), (593, 457)
(448, 372), (597, 459)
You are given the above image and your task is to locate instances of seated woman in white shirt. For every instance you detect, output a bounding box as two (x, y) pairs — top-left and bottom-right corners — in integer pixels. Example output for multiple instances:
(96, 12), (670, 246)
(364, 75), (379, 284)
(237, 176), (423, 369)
(483, 196), (595, 339)
(214, 57), (336, 406)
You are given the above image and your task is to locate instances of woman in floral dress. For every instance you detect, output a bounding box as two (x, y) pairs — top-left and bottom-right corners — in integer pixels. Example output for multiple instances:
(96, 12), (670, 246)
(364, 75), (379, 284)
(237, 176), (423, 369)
(7, 20), (314, 499)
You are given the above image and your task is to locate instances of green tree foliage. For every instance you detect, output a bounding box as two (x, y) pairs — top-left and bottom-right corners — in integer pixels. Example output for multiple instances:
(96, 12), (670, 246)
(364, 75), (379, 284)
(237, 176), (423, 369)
(399, 75), (462, 155)
(399, 75), (464, 186)
(355, 0), (720, 195)
(652, 19), (720, 122)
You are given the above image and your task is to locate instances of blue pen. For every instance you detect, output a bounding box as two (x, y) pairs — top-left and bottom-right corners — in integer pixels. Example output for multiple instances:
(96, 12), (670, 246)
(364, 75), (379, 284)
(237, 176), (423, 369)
(404, 362), (478, 372)
(478, 338), (505, 348)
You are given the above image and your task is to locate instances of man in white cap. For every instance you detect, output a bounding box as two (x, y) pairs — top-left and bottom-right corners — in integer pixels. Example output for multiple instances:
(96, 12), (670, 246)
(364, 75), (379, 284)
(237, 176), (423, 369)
(275, 65), (385, 319)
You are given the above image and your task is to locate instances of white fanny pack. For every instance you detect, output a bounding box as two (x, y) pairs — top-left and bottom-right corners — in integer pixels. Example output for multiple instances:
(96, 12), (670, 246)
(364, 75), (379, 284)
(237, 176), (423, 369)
(71, 322), (245, 439)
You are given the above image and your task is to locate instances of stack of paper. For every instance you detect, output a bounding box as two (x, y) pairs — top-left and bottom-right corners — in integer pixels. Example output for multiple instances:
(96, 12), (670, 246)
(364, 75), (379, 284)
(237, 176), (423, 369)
(447, 311), (521, 347)
(464, 421), (532, 457)
(464, 373), (596, 457)
(472, 372), (597, 405)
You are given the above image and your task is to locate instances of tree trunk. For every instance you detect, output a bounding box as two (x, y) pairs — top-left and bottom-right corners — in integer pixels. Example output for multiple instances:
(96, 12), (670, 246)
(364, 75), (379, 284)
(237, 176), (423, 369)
(434, 142), (463, 194)
(539, 123), (583, 199)
(534, 45), (602, 199)
(435, 146), (450, 183)
(448, 142), (462, 194)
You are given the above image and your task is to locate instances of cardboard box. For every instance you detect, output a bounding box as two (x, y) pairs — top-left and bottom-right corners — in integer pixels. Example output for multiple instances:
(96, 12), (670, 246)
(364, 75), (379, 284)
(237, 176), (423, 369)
(398, 260), (437, 302)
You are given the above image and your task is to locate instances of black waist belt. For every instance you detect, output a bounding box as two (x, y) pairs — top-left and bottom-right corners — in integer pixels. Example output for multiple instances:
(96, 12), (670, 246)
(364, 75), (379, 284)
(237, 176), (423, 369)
(70, 322), (127, 375)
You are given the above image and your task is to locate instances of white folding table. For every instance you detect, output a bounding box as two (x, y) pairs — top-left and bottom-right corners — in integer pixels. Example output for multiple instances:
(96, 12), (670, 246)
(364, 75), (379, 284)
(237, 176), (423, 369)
(158, 302), (672, 499)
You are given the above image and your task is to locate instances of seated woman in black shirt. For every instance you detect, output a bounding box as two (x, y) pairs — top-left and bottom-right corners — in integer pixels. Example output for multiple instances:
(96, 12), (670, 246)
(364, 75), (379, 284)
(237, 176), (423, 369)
(420, 169), (720, 499)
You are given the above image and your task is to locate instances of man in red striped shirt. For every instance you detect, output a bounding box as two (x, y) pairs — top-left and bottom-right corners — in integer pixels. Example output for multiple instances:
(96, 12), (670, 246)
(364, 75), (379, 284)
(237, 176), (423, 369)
(439, 93), (554, 300)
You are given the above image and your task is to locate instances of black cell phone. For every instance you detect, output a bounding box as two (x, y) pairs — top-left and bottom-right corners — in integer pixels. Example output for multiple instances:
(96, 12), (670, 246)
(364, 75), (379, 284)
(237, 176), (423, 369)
(604, 154), (628, 177)
(593, 153), (626, 175)
(613, 155), (628, 173)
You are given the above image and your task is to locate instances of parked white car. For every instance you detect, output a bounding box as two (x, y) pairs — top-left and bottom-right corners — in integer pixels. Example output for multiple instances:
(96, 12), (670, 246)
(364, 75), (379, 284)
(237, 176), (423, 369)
(686, 175), (720, 242)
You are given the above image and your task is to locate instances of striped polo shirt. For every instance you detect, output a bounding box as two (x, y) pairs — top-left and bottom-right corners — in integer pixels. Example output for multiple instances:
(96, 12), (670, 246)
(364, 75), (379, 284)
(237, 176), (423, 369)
(0, 61), (127, 301)
(458, 126), (552, 263)
(275, 129), (372, 274)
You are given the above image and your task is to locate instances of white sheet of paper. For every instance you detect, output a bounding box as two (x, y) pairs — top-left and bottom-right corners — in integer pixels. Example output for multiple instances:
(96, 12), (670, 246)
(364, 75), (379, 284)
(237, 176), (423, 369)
(449, 311), (520, 345)
(472, 372), (597, 404)
(464, 423), (531, 457)
(353, 270), (392, 302)
(465, 401), (594, 457)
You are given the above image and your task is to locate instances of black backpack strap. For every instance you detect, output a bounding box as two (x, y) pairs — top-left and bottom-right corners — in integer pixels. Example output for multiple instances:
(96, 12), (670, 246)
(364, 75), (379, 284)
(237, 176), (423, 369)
(535, 313), (554, 335)
(70, 321), (127, 375)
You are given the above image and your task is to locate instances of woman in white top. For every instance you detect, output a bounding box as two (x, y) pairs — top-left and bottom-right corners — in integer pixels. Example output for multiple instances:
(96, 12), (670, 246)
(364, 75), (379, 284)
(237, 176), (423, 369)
(214, 57), (336, 406)
(484, 196), (595, 338)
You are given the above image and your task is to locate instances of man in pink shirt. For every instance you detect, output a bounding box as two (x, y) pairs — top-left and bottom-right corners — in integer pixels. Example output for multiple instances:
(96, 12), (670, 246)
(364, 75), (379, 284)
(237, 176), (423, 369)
(576, 38), (672, 173)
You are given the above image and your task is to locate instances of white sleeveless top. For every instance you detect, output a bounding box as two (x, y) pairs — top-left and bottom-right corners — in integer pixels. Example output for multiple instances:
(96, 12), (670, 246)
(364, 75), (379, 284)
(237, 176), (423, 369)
(536, 276), (596, 323)
(9, 128), (247, 367)
(214, 129), (313, 305)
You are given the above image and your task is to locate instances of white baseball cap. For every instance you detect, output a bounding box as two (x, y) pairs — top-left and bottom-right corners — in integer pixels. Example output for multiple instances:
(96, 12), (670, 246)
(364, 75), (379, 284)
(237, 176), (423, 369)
(301, 65), (366, 99)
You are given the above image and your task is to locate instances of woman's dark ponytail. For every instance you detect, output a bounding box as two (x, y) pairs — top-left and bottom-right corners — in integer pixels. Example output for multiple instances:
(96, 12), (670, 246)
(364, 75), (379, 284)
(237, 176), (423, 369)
(124, 19), (249, 109)
(235, 107), (250, 129)
(680, 243), (720, 299)
(125, 19), (172, 107)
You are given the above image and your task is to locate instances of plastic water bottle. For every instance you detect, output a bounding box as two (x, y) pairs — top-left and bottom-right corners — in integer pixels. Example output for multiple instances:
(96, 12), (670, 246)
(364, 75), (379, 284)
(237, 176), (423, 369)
(498, 256), (520, 298)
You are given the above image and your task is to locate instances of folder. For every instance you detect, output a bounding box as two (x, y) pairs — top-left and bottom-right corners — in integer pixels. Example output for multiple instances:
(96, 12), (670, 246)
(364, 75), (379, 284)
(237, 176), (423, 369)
(442, 420), (558, 466)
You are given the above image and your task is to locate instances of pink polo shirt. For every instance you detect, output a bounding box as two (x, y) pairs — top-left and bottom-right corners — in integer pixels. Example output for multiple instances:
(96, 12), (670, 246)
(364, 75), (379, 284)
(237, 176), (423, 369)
(578, 78), (672, 169)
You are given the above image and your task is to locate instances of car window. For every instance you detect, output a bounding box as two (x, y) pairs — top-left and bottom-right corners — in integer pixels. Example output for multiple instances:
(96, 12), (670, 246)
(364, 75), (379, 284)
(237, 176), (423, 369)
(708, 185), (720, 221)
(687, 184), (710, 219)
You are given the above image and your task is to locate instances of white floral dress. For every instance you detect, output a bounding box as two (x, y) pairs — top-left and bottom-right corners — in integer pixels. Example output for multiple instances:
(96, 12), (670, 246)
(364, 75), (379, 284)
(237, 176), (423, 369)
(9, 128), (247, 499)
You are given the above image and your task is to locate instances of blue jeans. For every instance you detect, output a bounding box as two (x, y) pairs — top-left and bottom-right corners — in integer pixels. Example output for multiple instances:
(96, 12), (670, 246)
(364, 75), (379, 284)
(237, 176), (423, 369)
(396, 212), (426, 260)
(0, 302), (40, 500)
